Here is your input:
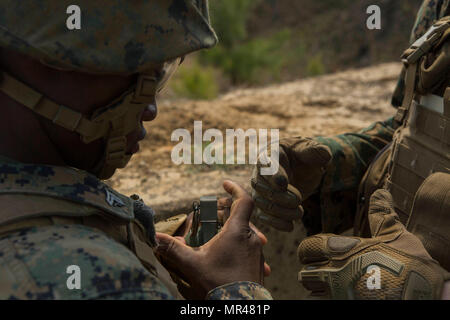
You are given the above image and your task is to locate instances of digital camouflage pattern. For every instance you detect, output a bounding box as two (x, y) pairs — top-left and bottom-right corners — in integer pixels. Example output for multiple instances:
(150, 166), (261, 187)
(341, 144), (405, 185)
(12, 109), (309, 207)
(410, 0), (450, 43)
(0, 0), (217, 74)
(0, 224), (173, 300)
(0, 157), (272, 300)
(303, 0), (449, 235)
(0, 156), (134, 224)
(206, 282), (273, 300)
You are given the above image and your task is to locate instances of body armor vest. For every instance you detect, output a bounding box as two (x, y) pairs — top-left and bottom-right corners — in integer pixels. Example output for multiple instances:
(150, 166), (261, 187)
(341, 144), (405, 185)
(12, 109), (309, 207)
(387, 93), (449, 220)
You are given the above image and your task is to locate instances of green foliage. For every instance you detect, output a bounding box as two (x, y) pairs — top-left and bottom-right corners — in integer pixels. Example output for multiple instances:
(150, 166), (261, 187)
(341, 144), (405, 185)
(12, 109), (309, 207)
(306, 54), (326, 76)
(199, 0), (289, 85)
(171, 62), (218, 100)
(208, 0), (258, 47)
(174, 0), (415, 95)
(201, 30), (290, 84)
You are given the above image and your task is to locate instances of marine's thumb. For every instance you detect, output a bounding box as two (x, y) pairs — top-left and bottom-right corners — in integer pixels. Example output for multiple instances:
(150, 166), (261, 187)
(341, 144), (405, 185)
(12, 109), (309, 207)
(155, 232), (195, 266)
(293, 140), (332, 166)
(368, 189), (405, 238)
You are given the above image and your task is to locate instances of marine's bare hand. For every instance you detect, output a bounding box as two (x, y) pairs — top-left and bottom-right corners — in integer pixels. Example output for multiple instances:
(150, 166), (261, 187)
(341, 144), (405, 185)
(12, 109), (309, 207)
(155, 180), (269, 298)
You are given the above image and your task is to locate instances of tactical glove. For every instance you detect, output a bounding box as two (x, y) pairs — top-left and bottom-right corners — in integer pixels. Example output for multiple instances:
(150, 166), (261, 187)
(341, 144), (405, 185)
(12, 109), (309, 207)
(251, 137), (332, 232)
(297, 189), (449, 300)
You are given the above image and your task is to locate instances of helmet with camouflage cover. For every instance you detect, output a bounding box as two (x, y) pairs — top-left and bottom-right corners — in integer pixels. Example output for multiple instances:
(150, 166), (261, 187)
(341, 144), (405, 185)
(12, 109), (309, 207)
(0, 0), (217, 179)
(0, 0), (217, 74)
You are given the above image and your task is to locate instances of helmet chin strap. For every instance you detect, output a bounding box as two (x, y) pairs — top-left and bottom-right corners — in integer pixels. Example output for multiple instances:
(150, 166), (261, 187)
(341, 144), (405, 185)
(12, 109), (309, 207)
(92, 136), (132, 180)
(88, 73), (165, 179)
(0, 58), (181, 179)
(91, 110), (137, 180)
(0, 70), (158, 180)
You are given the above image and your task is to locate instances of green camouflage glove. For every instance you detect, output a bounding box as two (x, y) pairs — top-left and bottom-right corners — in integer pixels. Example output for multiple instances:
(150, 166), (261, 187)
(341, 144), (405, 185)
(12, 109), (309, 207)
(251, 137), (332, 232)
(297, 189), (449, 300)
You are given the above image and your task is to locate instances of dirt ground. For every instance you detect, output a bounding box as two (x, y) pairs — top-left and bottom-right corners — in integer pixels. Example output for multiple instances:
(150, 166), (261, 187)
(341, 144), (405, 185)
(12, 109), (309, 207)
(108, 62), (402, 299)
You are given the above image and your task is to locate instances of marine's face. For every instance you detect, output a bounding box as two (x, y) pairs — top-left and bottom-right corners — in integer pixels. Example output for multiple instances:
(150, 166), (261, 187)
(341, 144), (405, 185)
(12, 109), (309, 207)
(0, 47), (160, 173)
(44, 69), (161, 173)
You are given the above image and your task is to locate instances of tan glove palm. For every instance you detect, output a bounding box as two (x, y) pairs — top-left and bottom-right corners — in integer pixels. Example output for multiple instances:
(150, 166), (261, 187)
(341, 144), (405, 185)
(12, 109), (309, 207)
(251, 137), (332, 231)
(297, 189), (449, 300)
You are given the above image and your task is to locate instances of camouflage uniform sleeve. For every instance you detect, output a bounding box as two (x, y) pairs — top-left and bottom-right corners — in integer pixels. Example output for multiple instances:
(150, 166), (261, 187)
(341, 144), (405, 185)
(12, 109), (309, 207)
(0, 224), (175, 300)
(206, 282), (273, 300)
(301, 118), (395, 235)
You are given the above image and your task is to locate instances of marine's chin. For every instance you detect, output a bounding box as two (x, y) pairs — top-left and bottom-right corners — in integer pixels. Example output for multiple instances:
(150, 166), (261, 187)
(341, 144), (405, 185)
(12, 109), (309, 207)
(130, 142), (140, 155)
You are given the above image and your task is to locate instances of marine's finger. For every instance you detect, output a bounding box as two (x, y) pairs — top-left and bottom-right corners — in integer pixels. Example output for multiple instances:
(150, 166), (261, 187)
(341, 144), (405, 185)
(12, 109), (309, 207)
(291, 139), (332, 166)
(217, 197), (232, 224)
(264, 262), (271, 277)
(256, 148), (291, 191)
(254, 194), (303, 220)
(155, 232), (195, 265)
(249, 221), (268, 245)
(256, 209), (294, 232)
(251, 175), (302, 209)
(222, 180), (254, 226)
(368, 189), (405, 237)
(218, 197), (232, 209)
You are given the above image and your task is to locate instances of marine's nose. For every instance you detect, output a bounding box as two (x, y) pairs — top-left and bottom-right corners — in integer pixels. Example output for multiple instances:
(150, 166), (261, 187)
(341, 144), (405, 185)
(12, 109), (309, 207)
(142, 102), (158, 122)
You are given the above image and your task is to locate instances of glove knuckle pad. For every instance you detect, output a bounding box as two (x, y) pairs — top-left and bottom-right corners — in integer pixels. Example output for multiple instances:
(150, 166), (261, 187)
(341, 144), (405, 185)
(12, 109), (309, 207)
(297, 237), (326, 263)
(327, 237), (360, 253)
